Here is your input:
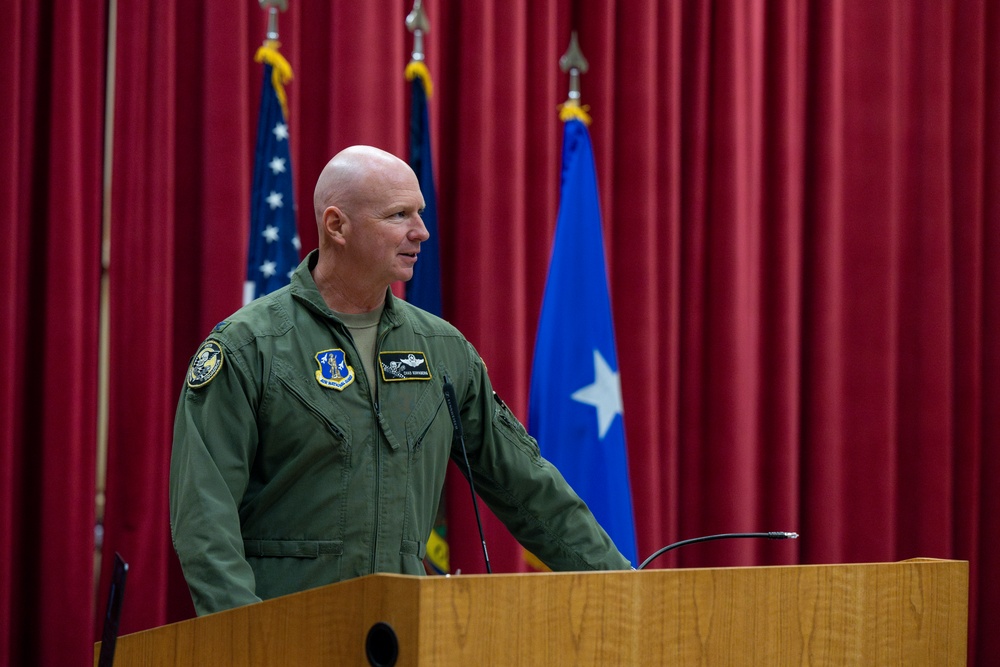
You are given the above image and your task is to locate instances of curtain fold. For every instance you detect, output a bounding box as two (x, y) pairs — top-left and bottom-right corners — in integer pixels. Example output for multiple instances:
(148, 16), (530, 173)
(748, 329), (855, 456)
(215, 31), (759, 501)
(2, 1), (998, 664)
(98, 0), (184, 635)
(0, 1), (106, 665)
(98, 0), (260, 633)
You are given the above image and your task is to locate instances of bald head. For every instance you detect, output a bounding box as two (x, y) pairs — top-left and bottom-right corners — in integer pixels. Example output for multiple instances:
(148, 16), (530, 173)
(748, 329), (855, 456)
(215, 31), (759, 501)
(309, 145), (429, 311)
(313, 146), (415, 225)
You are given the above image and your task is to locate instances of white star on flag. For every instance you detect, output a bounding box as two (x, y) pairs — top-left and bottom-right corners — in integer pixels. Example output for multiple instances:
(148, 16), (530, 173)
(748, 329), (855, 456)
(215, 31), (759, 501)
(292, 235), (301, 251)
(262, 225), (279, 242)
(272, 122), (289, 141)
(268, 156), (286, 174)
(266, 191), (283, 210)
(259, 260), (277, 278)
(570, 349), (623, 439)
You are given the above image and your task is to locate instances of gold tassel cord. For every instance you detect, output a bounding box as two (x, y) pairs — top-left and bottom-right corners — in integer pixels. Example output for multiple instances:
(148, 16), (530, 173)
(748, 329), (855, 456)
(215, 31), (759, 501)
(405, 60), (434, 99)
(255, 41), (294, 120)
(558, 99), (592, 125)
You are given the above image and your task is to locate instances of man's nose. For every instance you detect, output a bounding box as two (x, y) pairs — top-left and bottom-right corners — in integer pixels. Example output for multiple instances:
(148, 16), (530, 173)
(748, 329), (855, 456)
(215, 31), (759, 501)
(411, 214), (430, 241)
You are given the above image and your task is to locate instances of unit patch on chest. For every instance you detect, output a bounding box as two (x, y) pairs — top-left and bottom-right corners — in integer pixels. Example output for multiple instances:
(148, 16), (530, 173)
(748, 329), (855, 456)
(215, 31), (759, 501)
(379, 351), (432, 381)
(314, 349), (356, 390)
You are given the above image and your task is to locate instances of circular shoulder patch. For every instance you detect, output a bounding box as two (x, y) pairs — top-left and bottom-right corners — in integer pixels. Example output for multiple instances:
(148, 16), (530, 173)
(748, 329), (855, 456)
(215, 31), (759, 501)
(187, 341), (224, 388)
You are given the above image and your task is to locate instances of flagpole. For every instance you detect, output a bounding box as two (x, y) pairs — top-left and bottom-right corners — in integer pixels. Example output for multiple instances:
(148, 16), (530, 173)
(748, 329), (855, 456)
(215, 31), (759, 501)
(259, 0), (287, 42)
(406, 0), (429, 63)
(560, 32), (588, 104)
(405, 0), (433, 98)
(559, 31), (591, 124)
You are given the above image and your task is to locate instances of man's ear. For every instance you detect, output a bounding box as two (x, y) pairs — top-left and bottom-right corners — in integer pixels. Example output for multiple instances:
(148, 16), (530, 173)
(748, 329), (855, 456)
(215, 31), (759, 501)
(322, 206), (348, 245)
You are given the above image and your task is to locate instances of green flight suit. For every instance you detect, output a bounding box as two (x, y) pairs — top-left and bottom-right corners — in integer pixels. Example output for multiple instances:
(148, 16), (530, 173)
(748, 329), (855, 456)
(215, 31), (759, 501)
(170, 251), (630, 615)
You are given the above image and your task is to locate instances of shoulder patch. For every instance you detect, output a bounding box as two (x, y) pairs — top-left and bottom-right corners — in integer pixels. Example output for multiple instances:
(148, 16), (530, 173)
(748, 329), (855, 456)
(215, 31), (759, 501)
(187, 341), (224, 388)
(212, 320), (230, 333)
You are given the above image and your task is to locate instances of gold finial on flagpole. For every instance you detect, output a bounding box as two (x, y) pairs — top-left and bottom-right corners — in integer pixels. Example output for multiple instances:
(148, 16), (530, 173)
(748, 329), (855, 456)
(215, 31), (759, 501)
(259, 0), (288, 43)
(406, 0), (430, 63)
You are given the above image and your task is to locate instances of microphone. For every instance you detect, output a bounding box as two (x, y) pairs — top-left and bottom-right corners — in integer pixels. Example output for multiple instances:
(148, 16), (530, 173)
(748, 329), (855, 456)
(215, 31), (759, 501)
(637, 531), (799, 570)
(442, 379), (463, 436)
(442, 376), (491, 574)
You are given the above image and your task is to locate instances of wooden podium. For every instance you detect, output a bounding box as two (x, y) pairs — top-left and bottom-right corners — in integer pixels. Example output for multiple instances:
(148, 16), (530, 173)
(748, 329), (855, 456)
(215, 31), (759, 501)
(97, 559), (967, 665)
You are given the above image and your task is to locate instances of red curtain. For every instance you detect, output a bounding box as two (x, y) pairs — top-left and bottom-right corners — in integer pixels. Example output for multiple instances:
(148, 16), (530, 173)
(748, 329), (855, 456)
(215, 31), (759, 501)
(0, 1), (106, 665)
(2, 1), (997, 665)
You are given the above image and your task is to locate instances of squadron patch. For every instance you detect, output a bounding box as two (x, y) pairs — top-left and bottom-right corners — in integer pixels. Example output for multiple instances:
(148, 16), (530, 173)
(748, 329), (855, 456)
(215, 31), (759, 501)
(379, 351), (432, 381)
(314, 349), (356, 391)
(187, 341), (224, 388)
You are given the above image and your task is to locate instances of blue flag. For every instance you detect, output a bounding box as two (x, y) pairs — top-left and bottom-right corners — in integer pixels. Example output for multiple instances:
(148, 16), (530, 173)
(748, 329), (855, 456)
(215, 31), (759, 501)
(405, 71), (442, 316)
(245, 50), (299, 305)
(528, 118), (638, 566)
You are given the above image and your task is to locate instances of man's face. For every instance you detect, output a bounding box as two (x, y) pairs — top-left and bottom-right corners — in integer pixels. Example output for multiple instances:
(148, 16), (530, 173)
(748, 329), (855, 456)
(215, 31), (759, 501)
(342, 165), (429, 286)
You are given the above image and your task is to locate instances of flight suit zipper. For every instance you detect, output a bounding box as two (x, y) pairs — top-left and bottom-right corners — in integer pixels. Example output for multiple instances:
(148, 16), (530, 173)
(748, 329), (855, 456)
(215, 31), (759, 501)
(369, 324), (394, 573)
(274, 374), (348, 442)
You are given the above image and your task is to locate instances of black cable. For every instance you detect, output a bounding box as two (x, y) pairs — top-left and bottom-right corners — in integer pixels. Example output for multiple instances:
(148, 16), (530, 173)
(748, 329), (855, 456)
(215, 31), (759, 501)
(442, 376), (491, 574)
(637, 532), (799, 570)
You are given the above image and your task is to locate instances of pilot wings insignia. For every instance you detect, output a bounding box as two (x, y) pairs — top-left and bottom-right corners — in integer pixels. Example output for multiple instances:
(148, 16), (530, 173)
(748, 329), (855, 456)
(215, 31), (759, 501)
(379, 351), (431, 381)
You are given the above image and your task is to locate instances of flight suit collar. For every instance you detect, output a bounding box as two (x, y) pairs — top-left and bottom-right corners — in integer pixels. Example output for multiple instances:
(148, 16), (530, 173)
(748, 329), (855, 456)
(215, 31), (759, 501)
(290, 250), (403, 329)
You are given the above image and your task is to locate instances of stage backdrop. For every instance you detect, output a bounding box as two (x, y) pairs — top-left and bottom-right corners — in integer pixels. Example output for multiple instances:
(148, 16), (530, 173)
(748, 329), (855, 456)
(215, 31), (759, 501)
(1, 1), (997, 665)
(1, 2), (106, 666)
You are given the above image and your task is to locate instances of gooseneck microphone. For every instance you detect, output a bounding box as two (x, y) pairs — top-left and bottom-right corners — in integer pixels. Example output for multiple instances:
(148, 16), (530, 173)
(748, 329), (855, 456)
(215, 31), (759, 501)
(442, 376), (492, 574)
(637, 532), (799, 570)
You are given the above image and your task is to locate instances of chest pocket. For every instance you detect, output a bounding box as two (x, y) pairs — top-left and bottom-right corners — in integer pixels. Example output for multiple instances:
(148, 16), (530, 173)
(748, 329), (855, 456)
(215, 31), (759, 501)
(398, 380), (451, 455)
(266, 357), (353, 458)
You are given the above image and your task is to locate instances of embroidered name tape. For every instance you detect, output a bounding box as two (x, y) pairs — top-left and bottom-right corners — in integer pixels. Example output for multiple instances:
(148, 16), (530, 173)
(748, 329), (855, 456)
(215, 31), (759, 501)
(187, 341), (224, 388)
(379, 351), (432, 381)
(315, 349), (356, 390)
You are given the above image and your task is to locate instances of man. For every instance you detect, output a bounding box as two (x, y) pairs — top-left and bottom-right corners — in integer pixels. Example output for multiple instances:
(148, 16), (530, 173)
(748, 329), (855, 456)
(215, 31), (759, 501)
(170, 146), (630, 616)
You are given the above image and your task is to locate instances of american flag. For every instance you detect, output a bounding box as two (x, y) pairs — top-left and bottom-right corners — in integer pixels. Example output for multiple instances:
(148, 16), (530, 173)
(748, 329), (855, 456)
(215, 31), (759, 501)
(245, 51), (300, 305)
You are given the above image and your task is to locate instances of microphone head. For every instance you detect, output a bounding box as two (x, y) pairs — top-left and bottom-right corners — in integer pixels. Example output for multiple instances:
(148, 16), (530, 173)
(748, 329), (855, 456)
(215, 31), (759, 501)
(441, 377), (462, 434)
